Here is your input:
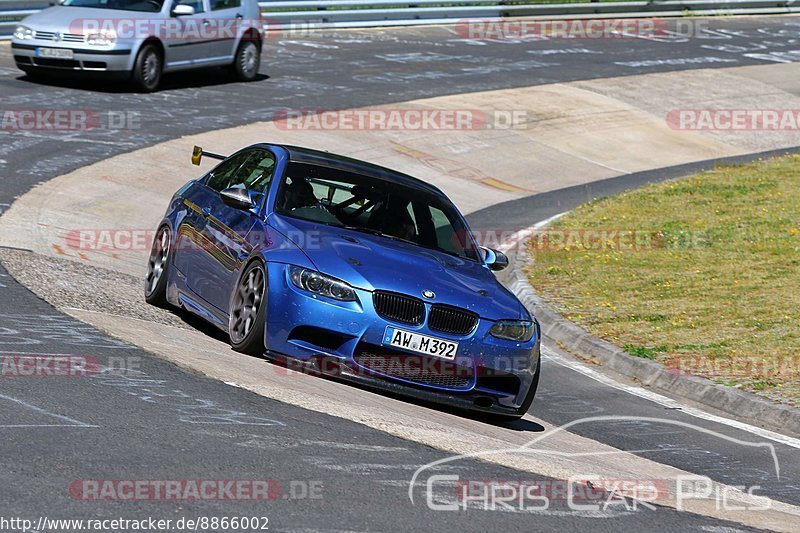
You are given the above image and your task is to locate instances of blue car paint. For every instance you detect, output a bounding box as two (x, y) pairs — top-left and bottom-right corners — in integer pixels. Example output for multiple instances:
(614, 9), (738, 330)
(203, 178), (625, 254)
(154, 144), (540, 416)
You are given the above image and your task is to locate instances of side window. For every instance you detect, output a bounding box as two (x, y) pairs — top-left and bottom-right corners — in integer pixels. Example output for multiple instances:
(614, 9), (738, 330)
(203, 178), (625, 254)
(430, 205), (460, 255)
(328, 182), (354, 204)
(209, 0), (240, 10)
(373, 196), (416, 241)
(205, 151), (250, 192)
(310, 180), (333, 202)
(232, 150), (276, 194)
(406, 203), (418, 230)
(172, 0), (205, 14)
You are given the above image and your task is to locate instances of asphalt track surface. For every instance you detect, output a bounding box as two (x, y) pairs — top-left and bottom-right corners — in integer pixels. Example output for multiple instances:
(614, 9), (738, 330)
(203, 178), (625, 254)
(1, 16), (800, 530)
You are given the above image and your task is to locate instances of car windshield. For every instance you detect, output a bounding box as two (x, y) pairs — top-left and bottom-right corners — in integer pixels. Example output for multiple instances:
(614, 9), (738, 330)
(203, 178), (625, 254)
(60, 0), (166, 12)
(276, 162), (481, 262)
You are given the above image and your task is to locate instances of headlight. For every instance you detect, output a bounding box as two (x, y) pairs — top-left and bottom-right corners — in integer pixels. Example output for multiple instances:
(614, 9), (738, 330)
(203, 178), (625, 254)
(489, 320), (534, 342)
(289, 266), (357, 301)
(87, 31), (116, 46)
(13, 26), (33, 40)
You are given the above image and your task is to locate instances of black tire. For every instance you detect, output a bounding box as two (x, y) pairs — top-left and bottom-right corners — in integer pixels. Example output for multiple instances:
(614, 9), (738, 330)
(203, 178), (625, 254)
(20, 68), (47, 82)
(228, 38), (260, 82)
(132, 43), (162, 92)
(229, 261), (267, 356)
(145, 225), (172, 307)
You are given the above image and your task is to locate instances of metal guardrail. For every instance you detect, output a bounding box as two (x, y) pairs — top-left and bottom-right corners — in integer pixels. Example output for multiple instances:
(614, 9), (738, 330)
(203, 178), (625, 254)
(261, 0), (800, 27)
(0, 1), (52, 39)
(1, 0), (799, 39)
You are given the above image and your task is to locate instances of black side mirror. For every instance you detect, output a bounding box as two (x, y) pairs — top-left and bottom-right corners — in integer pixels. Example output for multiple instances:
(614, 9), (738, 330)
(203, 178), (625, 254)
(482, 247), (509, 271)
(220, 187), (256, 212)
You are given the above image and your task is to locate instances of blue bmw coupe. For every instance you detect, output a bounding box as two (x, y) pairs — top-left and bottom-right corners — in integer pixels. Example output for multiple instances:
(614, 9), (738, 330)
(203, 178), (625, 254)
(145, 143), (540, 420)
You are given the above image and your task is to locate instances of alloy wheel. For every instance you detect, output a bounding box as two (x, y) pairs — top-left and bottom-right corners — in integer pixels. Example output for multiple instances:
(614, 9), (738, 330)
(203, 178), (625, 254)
(240, 43), (258, 78)
(230, 264), (265, 344)
(145, 226), (170, 295)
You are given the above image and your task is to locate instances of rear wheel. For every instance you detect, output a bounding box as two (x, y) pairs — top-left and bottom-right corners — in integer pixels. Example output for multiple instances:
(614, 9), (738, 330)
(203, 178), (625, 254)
(145, 226), (171, 307)
(229, 261), (267, 355)
(229, 38), (260, 82)
(132, 43), (162, 92)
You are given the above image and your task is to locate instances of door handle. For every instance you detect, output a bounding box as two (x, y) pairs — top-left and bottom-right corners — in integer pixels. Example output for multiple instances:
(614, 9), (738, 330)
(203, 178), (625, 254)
(202, 19), (211, 26)
(202, 206), (211, 216)
(235, 13), (243, 19)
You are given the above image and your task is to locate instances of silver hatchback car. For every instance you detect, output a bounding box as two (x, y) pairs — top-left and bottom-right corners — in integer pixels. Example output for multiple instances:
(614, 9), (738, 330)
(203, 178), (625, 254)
(12, 0), (264, 91)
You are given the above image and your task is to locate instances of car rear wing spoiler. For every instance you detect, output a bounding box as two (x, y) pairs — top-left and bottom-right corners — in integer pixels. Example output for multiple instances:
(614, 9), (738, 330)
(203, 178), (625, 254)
(191, 146), (227, 166)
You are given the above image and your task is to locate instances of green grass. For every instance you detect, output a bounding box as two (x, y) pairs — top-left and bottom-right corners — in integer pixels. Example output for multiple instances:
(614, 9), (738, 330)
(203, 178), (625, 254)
(526, 155), (800, 403)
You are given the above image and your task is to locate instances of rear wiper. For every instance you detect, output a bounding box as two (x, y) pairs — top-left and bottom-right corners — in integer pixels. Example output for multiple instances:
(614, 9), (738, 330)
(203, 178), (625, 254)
(342, 226), (417, 246)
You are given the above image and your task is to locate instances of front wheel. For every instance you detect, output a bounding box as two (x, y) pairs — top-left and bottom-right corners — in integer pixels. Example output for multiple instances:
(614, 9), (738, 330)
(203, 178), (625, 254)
(229, 261), (267, 355)
(145, 225), (172, 307)
(229, 39), (260, 82)
(132, 43), (162, 92)
(20, 68), (48, 82)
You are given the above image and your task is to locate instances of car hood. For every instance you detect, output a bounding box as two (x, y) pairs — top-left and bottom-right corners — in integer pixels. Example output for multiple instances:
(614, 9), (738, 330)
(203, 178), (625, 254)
(270, 215), (523, 321)
(21, 6), (158, 33)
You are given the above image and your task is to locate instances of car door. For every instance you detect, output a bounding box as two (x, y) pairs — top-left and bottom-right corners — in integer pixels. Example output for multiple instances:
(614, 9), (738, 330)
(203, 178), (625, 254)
(195, 148), (277, 313)
(164, 0), (217, 68)
(203, 0), (244, 62)
(177, 149), (250, 302)
(172, 179), (214, 280)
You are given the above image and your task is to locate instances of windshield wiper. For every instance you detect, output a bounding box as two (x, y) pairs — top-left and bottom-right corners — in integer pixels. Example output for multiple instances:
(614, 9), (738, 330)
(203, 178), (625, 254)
(341, 226), (418, 246)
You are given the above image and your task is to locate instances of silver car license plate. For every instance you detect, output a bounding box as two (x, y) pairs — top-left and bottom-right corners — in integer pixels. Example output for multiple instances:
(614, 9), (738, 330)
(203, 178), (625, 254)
(38, 48), (74, 59)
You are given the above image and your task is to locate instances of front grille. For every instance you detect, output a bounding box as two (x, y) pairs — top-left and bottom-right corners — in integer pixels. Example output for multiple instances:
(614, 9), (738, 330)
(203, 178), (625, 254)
(429, 305), (479, 335)
(32, 58), (80, 68)
(354, 352), (472, 389)
(34, 31), (85, 43)
(62, 34), (86, 43)
(373, 291), (424, 325)
(34, 30), (56, 41)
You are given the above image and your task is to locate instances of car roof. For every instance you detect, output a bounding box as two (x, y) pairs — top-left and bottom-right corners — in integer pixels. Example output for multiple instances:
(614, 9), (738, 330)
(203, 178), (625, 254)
(255, 143), (447, 198)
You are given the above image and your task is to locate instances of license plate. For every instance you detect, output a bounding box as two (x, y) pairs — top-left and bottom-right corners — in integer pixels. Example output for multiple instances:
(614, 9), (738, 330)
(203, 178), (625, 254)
(383, 327), (458, 360)
(37, 48), (74, 59)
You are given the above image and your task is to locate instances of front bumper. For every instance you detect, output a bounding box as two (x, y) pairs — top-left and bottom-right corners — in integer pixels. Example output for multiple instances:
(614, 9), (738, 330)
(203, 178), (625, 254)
(12, 42), (133, 73)
(263, 263), (540, 415)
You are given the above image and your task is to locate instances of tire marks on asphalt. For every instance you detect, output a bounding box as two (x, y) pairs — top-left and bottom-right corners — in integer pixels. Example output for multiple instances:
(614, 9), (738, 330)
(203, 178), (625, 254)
(92, 366), (285, 427)
(0, 391), (97, 428)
